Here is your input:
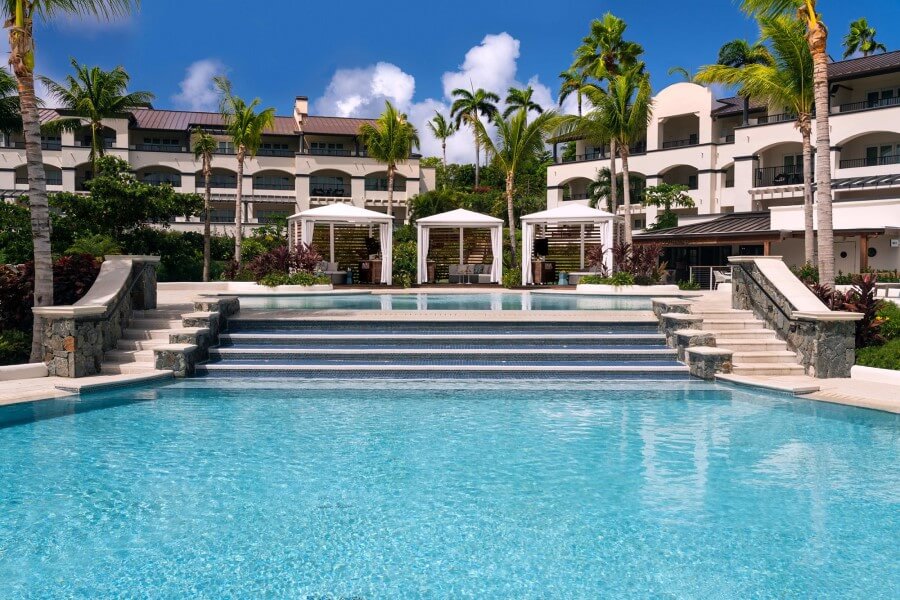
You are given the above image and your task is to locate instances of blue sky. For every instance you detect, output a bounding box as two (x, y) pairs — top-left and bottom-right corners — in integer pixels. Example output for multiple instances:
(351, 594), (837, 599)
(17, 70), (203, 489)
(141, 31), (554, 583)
(30, 0), (900, 160)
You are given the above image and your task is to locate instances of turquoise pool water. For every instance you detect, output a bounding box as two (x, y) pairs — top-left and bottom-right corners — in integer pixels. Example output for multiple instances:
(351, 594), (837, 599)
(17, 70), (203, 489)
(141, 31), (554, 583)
(239, 292), (651, 311)
(0, 379), (897, 597)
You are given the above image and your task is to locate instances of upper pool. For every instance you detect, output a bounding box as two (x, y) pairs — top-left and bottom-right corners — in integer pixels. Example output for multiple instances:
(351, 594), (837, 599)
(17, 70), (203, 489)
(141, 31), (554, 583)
(237, 291), (652, 311)
(0, 379), (897, 597)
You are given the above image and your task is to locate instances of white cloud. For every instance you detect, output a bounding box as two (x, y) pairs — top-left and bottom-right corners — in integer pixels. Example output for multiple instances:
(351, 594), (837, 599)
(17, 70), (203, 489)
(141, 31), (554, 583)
(312, 32), (581, 165)
(172, 59), (226, 112)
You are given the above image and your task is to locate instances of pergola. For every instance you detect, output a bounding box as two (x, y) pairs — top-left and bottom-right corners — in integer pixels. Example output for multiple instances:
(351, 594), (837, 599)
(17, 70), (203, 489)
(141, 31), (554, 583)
(415, 208), (504, 284)
(287, 203), (394, 284)
(520, 204), (619, 285)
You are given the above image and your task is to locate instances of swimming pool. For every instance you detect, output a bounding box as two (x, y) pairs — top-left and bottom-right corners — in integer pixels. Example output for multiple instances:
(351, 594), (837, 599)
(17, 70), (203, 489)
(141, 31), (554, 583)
(238, 291), (652, 311)
(0, 379), (896, 597)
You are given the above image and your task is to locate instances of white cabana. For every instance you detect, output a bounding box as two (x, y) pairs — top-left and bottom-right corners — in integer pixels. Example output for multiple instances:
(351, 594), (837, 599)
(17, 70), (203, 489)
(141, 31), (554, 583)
(287, 203), (394, 284)
(519, 204), (619, 285)
(415, 208), (504, 284)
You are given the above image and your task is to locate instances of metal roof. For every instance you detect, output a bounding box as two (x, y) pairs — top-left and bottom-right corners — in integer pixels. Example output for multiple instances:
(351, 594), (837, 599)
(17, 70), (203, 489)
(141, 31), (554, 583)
(301, 115), (375, 136)
(828, 50), (900, 81)
(710, 96), (768, 118)
(635, 211), (776, 241)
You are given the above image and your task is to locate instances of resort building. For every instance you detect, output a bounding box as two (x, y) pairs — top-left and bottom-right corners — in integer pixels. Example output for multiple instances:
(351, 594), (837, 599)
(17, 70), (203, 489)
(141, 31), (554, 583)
(547, 52), (900, 285)
(0, 96), (435, 230)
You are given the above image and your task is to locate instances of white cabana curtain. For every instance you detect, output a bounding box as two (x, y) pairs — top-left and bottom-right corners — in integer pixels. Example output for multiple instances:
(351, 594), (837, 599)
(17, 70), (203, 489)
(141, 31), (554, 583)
(300, 219), (315, 248)
(416, 226), (430, 284)
(489, 226), (502, 283)
(521, 222), (535, 285)
(602, 219), (614, 274)
(380, 222), (393, 285)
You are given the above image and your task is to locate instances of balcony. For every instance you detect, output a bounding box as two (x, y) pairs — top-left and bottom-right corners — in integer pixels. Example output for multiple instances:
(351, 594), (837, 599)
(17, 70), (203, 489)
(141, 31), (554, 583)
(661, 135), (698, 149)
(42, 140), (61, 150)
(305, 148), (352, 157)
(839, 154), (900, 169)
(560, 151), (604, 164)
(17, 175), (63, 185)
(143, 175), (182, 187)
(135, 143), (184, 152)
(255, 181), (295, 191)
(563, 193), (590, 201)
(835, 96), (900, 114)
(256, 148), (294, 157)
(213, 147), (236, 155)
(755, 165), (807, 187)
(750, 113), (796, 126)
(720, 134), (735, 144)
(309, 186), (349, 197)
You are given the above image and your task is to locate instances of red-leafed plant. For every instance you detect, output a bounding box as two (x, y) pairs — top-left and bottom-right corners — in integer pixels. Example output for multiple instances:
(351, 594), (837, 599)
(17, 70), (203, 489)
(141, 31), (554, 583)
(810, 274), (885, 348)
(246, 243), (323, 282)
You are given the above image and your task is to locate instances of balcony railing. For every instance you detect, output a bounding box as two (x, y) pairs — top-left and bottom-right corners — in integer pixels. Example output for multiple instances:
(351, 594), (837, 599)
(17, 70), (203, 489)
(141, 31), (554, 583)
(135, 143), (183, 152)
(839, 154), (900, 169)
(836, 96), (900, 114)
(256, 148), (295, 157)
(143, 176), (182, 187)
(17, 175), (63, 185)
(755, 165), (806, 187)
(213, 147), (236, 155)
(721, 134), (735, 144)
(560, 151), (604, 164)
(254, 181), (295, 190)
(306, 148), (352, 157)
(661, 136), (698, 149)
(309, 187), (349, 197)
(753, 113), (796, 125)
(563, 193), (590, 201)
(42, 141), (61, 150)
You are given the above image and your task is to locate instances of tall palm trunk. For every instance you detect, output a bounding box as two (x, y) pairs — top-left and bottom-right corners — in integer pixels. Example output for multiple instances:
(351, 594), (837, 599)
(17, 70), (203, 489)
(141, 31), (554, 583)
(9, 17), (53, 362)
(442, 140), (446, 166)
(609, 139), (618, 214)
(234, 148), (245, 269)
(473, 113), (480, 188)
(505, 170), (517, 262)
(386, 165), (395, 219)
(621, 147), (633, 245)
(577, 91), (582, 117)
(202, 160), (212, 282)
(809, 26), (834, 288)
(799, 116), (816, 266)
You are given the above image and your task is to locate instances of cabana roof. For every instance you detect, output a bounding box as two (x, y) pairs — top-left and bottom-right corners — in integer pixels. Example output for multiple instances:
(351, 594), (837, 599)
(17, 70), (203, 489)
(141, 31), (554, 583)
(521, 204), (618, 224)
(416, 208), (503, 228)
(289, 203), (393, 224)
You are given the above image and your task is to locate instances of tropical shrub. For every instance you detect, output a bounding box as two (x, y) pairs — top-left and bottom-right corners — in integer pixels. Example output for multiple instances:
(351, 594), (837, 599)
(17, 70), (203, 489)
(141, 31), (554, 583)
(0, 200), (32, 265)
(246, 243), (322, 282)
(258, 272), (329, 287)
(877, 302), (900, 341)
(393, 224), (417, 245)
(812, 274), (885, 348)
(392, 241), (417, 288)
(856, 338), (900, 371)
(792, 262), (819, 284)
(579, 272), (635, 286)
(66, 234), (122, 259)
(678, 279), (701, 291)
(0, 329), (29, 366)
(502, 267), (521, 289)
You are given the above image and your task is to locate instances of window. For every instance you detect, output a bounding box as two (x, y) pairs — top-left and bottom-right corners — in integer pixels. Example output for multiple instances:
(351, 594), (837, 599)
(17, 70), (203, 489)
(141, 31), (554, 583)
(687, 175), (698, 190)
(783, 154), (804, 173)
(262, 143), (289, 150)
(142, 171), (181, 186)
(254, 174), (294, 190)
(310, 175), (347, 197)
(365, 176), (406, 192)
(204, 208), (234, 223)
(633, 218), (645, 230)
(197, 172), (236, 188)
(865, 143), (900, 166)
(216, 141), (235, 154)
(866, 88), (900, 108)
(309, 142), (348, 156)
(256, 210), (289, 224)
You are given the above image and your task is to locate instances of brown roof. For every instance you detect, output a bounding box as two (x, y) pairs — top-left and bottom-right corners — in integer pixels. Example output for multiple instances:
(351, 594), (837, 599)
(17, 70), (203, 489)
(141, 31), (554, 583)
(828, 50), (900, 81)
(129, 108), (298, 135)
(636, 212), (777, 242)
(301, 115), (376, 136)
(711, 96), (767, 118)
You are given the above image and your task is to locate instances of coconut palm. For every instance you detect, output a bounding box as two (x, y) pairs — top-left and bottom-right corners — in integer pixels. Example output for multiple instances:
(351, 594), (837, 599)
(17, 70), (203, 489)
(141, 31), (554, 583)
(214, 75), (275, 269)
(574, 12), (644, 79)
(741, 0), (835, 288)
(715, 39), (772, 125)
(359, 100), (420, 219)
(426, 112), (454, 166)
(698, 16), (815, 265)
(667, 66), (697, 83)
(843, 18), (887, 58)
(558, 66), (589, 116)
(586, 167), (644, 212)
(41, 59), (153, 167)
(503, 86), (543, 118)
(449, 87), (499, 188)
(474, 109), (557, 261)
(192, 127), (217, 282)
(3, 0), (139, 362)
(586, 67), (652, 244)
(0, 68), (22, 133)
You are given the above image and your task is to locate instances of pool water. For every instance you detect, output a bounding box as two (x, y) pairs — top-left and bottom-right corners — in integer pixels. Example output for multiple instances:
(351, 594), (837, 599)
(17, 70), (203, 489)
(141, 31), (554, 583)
(238, 292), (652, 311)
(1, 379), (897, 597)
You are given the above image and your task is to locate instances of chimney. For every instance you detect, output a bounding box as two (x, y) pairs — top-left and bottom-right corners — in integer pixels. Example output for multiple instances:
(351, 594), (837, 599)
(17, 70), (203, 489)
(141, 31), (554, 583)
(294, 96), (308, 125)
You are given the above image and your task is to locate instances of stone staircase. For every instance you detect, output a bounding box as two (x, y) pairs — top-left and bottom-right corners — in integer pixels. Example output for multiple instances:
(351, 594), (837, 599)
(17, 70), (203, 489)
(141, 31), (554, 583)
(688, 304), (805, 376)
(100, 304), (200, 375)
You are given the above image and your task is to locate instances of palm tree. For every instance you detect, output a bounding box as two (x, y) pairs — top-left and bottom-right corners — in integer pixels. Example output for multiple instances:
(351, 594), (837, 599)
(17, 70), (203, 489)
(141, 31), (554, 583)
(214, 76), (275, 269)
(3, 0), (139, 362)
(192, 127), (217, 282)
(426, 112), (454, 166)
(503, 86), (543, 118)
(474, 109), (557, 261)
(741, 0), (835, 288)
(715, 39), (772, 125)
(449, 87), (499, 188)
(588, 67), (652, 244)
(667, 66), (697, 83)
(359, 100), (420, 219)
(0, 68), (22, 134)
(698, 16), (815, 265)
(41, 59), (153, 167)
(558, 66), (589, 116)
(586, 167), (644, 212)
(575, 12), (644, 79)
(843, 18), (887, 58)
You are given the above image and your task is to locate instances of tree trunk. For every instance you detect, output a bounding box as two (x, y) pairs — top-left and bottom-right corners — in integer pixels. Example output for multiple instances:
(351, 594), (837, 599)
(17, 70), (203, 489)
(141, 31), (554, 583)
(386, 165), (394, 219)
(202, 159), (212, 282)
(234, 149), (245, 269)
(442, 140), (446, 167)
(809, 25), (834, 289)
(10, 18), (53, 362)
(609, 139), (618, 214)
(577, 91), (582, 117)
(799, 117), (816, 266)
(621, 147), (632, 245)
(505, 170), (516, 263)
(473, 114), (480, 188)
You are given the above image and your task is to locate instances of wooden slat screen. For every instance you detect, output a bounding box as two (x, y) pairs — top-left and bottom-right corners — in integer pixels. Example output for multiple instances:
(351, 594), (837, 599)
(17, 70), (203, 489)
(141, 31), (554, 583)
(425, 228), (493, 281)
(311, 224), (381, 279)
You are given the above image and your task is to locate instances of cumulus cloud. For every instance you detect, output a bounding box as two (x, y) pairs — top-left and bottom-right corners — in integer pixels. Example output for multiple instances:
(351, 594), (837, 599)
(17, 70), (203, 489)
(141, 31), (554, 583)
(312, 32), (580, 164)
(172, 59), (226, 112)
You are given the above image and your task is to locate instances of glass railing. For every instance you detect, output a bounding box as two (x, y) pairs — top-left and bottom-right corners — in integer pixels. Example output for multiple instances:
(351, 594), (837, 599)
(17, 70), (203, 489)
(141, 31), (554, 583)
(306, 148), (352, 157)
(562, 193), (590, 201)
(135, 143), (183, 152)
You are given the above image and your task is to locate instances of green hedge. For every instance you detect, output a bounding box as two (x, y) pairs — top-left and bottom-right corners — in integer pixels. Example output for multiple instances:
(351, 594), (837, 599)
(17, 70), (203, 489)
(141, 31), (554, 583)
(856, 338), (900, 371)
(0, 330), (30, 366)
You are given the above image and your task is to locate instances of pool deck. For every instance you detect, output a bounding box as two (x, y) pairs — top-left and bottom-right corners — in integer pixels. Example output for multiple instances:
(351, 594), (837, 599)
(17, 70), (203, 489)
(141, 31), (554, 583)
(3, 287), (899, 414)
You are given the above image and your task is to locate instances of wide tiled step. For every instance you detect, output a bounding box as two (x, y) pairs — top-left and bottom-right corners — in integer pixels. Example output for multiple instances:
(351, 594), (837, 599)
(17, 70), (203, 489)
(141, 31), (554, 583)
(100, 362), (158, 375)
(227, 320), (659, 335)
(731, 350), (798, 363)
(700, 319), (763, 331)
(731, 363), (806, 376)
(116, 338), (169, 351)
(705, 328), (778, 340)
(129, 318), (184, 330)
(105, 349), (155, 364)
(714, 339), (788, 352)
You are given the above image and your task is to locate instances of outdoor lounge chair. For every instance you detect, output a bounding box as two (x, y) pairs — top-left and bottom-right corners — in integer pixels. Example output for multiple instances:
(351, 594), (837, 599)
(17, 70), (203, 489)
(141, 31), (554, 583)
(713, 269), (732, 289)
(316, 261), (348, 284)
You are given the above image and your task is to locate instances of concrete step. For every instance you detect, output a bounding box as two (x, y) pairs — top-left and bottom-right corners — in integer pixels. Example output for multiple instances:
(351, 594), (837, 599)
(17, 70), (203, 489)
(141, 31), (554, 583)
(129, 318), (183, 330)
(700, 319), (763, 331)
(704, 328), (778, 340)
(731, 363), (806, 376)
(100, 362), (159, 375)
(689, 310), (755, 319)
(121, 328), (172, 341)
(117, 338), (169, 351)
(715, 339), (789, 352)
(132, 309), (188, 320)
(104, 349), (155, 364)
(731, 351), (798, 364)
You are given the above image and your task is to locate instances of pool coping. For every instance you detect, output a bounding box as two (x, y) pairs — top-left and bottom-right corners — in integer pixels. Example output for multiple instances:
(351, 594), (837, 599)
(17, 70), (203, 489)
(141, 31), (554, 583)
(0, 372), (174, 408)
